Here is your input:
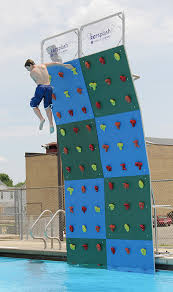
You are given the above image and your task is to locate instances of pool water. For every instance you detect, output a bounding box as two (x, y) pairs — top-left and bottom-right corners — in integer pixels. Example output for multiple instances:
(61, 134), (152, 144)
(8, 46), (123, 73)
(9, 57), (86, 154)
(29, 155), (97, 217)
(0, 257), (173, 292)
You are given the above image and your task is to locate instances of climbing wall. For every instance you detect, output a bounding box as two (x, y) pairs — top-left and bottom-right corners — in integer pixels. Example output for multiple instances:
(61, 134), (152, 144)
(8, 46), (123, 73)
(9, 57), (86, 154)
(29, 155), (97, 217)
(48, 45), (155, 273)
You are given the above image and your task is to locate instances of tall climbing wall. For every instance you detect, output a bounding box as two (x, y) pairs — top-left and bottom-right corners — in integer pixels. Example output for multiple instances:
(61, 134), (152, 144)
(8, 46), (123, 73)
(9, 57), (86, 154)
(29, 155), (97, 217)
(48, 45), (155, 273)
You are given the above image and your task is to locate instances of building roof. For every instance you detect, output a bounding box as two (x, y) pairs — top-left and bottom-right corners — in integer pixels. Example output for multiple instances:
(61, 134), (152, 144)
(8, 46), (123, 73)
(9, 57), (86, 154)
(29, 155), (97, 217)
(146, 137), (173, 146)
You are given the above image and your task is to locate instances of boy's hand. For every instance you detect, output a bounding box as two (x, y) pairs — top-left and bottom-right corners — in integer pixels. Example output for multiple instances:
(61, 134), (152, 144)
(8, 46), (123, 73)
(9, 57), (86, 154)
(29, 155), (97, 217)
(65, 64), (74, 70)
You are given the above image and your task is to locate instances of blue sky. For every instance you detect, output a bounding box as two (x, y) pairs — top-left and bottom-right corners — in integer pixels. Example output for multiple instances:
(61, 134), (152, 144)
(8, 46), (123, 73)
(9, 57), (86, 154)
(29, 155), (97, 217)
(0, 0), (173, 184)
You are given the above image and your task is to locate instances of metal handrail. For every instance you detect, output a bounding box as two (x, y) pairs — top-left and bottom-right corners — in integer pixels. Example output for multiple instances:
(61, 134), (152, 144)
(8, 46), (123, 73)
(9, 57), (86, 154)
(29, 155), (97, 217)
(45, 209), (65, 249)
(30, 209), (53, 249)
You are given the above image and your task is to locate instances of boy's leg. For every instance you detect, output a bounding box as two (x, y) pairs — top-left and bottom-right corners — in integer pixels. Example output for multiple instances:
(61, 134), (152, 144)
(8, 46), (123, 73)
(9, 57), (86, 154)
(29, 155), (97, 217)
(45, 106), (54, 133)
(33, 107), (45, 130)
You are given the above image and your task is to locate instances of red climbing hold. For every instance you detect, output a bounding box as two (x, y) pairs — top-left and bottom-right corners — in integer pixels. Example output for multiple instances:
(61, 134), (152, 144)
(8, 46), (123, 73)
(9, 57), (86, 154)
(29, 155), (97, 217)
(96, 244), (102, 251)
(63, 147), (68, 155)
(82, 206), (87, 213)
(89, 144), (94, 151)
(96, 102), (101, 109)
(111, 247), (116, 254)
(99, 57), (105, 64)
(85, 61), (90, 69)
(135, 162), (143, 170)
(79, 165), (85, 172)
(125, 95), (131, 103)
(130, 120), (136, 127)
(68, 110), (73, 116)
(86, 124), (92, 131)
(69, 225), (74, 232)
(77, 88), (82, 94)
(96, 226), (100, 232)
(140, 224), (145, 231)
(120, 75), (127, 82)
(52, 93), (56, 100)
(56, 112), (61, 119)
(124, 203), (130, 210)
(102, 144), (109, 152)
(109, 224), (116, 232)
(115, 122), (121, 129)
(105, 78), (111, 85)
(106, 165), (112, 172)
(82, 107), (87, 113)
(73, 127), (79, 134)
(94, 186), (99, 192)
(69, 206), (74, 213)
(125, 248), (130, 254)
(121, 164), (127, 170)
(123, 183), (129, 189)
(66, 166), (71, 173)
(81, 186), (86, 193)
(139, 202), (145, 209)
(82, 244), (88, 250)
(58, 72), (64, 77)
(108, 182), (114, 190)
(133, 140), (139, 147)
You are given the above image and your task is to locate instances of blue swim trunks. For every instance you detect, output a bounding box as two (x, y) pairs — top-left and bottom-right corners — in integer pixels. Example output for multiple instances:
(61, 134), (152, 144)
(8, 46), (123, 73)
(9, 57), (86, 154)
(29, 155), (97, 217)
(30, 84), (53, 109)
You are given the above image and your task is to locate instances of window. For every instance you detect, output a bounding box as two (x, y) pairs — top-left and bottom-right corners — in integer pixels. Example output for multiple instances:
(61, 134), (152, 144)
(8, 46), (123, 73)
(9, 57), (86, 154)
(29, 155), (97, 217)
(1, 193), (3, 200)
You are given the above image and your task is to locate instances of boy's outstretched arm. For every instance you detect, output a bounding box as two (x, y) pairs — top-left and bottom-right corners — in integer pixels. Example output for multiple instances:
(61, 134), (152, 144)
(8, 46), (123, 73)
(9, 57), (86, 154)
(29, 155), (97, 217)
(45, 62), (74, 70)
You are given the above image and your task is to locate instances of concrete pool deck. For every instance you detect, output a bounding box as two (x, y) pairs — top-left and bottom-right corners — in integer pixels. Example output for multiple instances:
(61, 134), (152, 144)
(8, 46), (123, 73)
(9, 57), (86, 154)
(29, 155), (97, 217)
(0, 239), (173, 269)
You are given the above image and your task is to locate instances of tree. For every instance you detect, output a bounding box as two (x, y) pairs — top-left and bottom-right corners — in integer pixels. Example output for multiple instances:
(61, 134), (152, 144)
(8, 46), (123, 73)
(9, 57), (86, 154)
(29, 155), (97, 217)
(14, 181), (25, 188)
(0, 173), (13, 187)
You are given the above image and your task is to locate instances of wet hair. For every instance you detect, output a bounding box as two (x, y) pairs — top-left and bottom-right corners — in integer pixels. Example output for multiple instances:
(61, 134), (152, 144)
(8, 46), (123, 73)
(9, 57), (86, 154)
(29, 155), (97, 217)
(24, 59), (35, 67)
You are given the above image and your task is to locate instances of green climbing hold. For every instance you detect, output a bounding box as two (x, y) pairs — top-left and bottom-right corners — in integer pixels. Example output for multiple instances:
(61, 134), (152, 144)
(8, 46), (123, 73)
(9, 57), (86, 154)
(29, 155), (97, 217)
(70, 244), (76, 250)
(139, 180), (144, 189)
(110, 99), (116, 106)
(60, 129), (66, 136)
(114, 52), (121, 61)
(109, 203), (115, 211)
(82, 225), (87, 232)
(64, 90), (70, 98)
(117, 142), (124, 150)
(100, 124), (106, 132)
(94, 206), (100, 213)
(49, 75), (52, 82)
(89, 82), (97, 91)
(141, 248), (146, 256)
(67, 187), (74, 195)
(76, 146), (82, 153)
(124, 224), (130, 232)
(71, 67), (78, 75)
(91, 164), (97, 171)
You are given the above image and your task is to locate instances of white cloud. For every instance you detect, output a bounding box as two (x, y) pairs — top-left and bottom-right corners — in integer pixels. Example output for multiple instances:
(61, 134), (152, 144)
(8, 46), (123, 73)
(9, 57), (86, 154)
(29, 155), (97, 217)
(0, 156), (7, 163)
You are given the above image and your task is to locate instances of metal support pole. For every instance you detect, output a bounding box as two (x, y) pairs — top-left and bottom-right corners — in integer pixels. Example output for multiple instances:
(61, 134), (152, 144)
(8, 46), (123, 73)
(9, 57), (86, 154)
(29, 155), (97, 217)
(20, 189), (23, 240)
(57, 135), (64, 241)
(151, 190), (158, 254)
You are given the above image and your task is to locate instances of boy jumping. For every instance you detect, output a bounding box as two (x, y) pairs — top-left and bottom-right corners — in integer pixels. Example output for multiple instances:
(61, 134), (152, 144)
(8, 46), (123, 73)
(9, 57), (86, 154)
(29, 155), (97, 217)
(25, 59), (73, 134)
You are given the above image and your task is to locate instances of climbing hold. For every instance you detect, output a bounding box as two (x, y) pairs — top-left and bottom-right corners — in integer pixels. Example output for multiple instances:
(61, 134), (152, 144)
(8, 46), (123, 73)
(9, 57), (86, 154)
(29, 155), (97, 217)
(68, 110), (73, 116)
(124, 203), (130, 210)
(125, 95), (132, 103)
(73, 127), (79, 134)
(105, 78), (111, 85)
(79, 165), (85, 172)
(121, 163), (127, 170)
(71, 67), (78, 75)
(67, 187), (74, 195)
(60, 128), (66, 136)
(108, 182), (114, 190)
(82, 225), (87, 232)
(109, 224), (116, 232)
(130, 120), (136, 127)
(94, 186), (99, 192)
(82, 206), (87, 213)
(82, 244), (88, 250)
(124, 224), (130, 232)
(82, 107), (87, 114)
(102, 144), (109, 152)
(89, 144), (95, 151)
(96, 244), (102, 251)
(52, 93), (56, 100)
(139, 180), (144, 189)
(106, 165), (112, 171)
(86, 124), (91, 131)
(91, 164), (97, 171)
(66, 166), (71, 173)
(140, 224), (145, 231)
(96, 226), (100, 232)
(120, 75), (127, 82)
(64, 90), (70, 98)
(76, 146), (82, 153)
(117, 142), (123, 150)
(100, 124), (106, 132)
(85, 61), (90, 69)
(99, 56), (105, 64)
(123, 183), (129, 189)
(141, 248), (146, 256)
(58, 72), (64, 77)
(110, 99), (116, 106)
(111, 247), (116, 254)
(56, 112), (61, 119)
(109, 203), (115, 211)
(69, 225), (74, 232)
(114, 52), (120, 61)
(69, 206), (74, 213)
(135, 162), (143, 170)
(133, 140), (139, 147)
(77, 88), (82, 94)
(63, 147), (68, 155)
(70, 244), (76, 250)
(96, 101), (101, 109)
(89, 82), (97, 91)
(115, 122), (121, 129)
(81, 186), (86, 193)
(139, 202), (145, 209)
(125, 248), (130, 254)
(49, 75), (52, 82)
(94, 206), (100, 213)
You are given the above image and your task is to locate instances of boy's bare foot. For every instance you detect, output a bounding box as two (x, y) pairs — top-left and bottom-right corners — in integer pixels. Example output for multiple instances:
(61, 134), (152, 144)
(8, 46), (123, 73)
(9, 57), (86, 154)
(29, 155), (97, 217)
(50, 126), (54, 134)
(39, 119), (45, 130)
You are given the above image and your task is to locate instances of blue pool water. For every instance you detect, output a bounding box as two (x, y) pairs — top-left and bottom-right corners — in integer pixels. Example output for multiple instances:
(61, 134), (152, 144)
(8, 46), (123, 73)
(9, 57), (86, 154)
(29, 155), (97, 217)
(0, 257), (173, 292)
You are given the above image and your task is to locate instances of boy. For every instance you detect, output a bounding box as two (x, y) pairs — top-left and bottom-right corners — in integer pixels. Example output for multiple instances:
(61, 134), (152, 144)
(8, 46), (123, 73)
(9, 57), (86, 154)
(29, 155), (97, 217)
(25, 59), (73, 133)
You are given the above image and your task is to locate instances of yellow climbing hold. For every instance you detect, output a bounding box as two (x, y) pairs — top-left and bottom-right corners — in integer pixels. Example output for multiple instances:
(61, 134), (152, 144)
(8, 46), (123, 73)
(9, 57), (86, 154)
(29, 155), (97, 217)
(60, 128), (66, 136)
(91, 164), (97, 171)
(89, 82), (97, 91)
(141, 248), (146, 256)
(124, 224), (130, 232)
(49, 75), (52, 82)
(71, 67), (78, 75)
(82, 225), (87, 232)
(114, 52), (121, 61)
(76, 146), (82, 153)
(110, 99), (116, 106)
(70, 244), (76, 250)
(64, 90), (70, 98)
(100, 124), (106, 132)
(109, 203), (115, 211)
(139, 180), (144, 189)
(117, 142), (124, 150)
(95, 206), (100, 213)
(67, 187), (74, 195)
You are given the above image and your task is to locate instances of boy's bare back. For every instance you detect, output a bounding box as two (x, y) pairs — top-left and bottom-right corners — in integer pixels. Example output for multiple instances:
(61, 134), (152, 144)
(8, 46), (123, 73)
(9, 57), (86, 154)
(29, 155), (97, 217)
(30, 64), (50, 85)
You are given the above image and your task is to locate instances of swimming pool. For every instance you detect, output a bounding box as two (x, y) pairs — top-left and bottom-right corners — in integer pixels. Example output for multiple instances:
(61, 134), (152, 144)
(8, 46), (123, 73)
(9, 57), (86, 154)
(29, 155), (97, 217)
(0, 257), (173, 292)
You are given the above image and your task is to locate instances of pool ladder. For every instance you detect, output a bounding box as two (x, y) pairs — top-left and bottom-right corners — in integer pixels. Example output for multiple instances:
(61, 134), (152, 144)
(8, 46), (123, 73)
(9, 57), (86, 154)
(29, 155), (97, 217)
(30, 209), (65, 249)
